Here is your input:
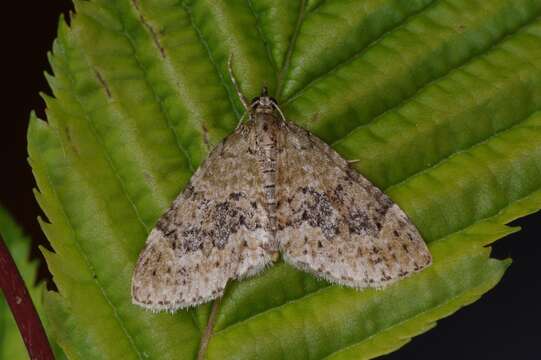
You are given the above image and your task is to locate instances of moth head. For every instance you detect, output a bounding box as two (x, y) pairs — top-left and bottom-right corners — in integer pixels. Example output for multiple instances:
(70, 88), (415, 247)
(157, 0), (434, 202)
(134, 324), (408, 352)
(250, 87), (278, 113)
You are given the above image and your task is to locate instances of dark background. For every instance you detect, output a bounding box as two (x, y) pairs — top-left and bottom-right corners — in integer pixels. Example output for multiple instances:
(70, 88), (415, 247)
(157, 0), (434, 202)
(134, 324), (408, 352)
(2, 2), (539, 359)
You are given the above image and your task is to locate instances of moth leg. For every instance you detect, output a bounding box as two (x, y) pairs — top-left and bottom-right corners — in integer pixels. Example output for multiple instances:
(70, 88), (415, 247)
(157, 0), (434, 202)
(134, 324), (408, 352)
(228, 54), (250, 113)
(347, 159), (360, 164)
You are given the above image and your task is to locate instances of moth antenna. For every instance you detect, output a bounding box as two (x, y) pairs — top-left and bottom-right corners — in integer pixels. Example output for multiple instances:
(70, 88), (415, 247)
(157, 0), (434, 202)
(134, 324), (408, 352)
(273, 102), (287, 123)
(228, 54), (250, 114)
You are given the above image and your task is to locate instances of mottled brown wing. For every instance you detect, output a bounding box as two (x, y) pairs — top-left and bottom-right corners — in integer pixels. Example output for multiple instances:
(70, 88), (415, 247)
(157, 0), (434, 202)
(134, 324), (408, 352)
(276, 122), (431, 289)
(132, 123), (274, 312)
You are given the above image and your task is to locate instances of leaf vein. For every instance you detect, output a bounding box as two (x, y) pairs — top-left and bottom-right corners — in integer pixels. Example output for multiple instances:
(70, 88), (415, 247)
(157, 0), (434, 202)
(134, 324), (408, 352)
(320, 281), (490, 359)
(110, 2), (197, 172)
(276, 0), (306, 100)
(58, 43), (150, 234)
(383, 107), (541, 194)
(181, 2), (243, 120)
(246, 0), (278, 72)
(330, 11), (541, 144)
(283, 0), (439, 104)
(213, 284), (330, 336)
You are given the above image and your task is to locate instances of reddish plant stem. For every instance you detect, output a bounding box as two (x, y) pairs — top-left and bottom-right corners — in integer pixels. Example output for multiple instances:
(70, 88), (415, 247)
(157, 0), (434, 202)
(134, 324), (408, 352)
(0, 235), (54, 360)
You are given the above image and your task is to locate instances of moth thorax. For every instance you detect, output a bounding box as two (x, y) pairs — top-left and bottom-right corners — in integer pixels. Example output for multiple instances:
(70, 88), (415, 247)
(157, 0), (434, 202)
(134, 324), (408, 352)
(253, 103), (275, 115)
(254, 106), (274, 115)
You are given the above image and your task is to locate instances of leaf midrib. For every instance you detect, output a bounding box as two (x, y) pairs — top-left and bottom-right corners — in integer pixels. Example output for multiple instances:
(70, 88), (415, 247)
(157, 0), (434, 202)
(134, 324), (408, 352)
(197, 299), (222, 360)
(195, 2), (309, 357)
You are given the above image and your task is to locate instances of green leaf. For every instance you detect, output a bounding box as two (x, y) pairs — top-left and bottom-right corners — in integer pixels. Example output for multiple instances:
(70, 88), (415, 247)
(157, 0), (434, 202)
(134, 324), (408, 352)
(29, 0), (541, 358)
(0, 206), (65, 360)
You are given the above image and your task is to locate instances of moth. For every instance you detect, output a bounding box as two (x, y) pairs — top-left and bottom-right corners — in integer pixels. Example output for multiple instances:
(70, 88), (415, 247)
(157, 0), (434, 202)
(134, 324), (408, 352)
(132, 76), (431, 312)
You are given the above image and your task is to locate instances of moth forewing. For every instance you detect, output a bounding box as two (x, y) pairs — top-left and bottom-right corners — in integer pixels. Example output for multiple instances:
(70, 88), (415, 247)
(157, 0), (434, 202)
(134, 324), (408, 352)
(131, 122), (275, 312)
